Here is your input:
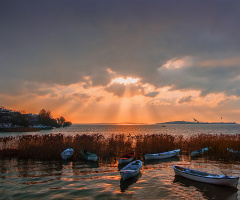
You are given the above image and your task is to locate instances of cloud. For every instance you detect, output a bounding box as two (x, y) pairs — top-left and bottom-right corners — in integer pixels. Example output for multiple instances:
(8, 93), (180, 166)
(157, 56), (240, 97)
(178, 96), (193, 104)
(1, 1), (240, 123)
(72, 93), (90, 100)
(105, 83), (144, 97)
(145, 91), (159, 98)
(1, 1), (240, 93)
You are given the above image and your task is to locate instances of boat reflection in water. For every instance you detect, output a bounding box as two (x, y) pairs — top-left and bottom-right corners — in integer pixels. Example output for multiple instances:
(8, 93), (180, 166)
(144, 156), (180, 165)
(120, 172), (142, 192)
(71, 160), (99, 176)
(173, 175), (238, 200)
(118, 163), (129, 171)
(83, 160), (99, 168)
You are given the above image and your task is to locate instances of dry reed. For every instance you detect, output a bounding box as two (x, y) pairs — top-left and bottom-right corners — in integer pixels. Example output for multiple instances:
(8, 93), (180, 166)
(1, 133), (240, 161)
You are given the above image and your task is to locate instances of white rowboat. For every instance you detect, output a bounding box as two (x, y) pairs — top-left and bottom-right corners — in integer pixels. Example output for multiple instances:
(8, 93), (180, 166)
(191, 147), (211, 157)
(173, 165), (239, 188)
(144, 149), (180, 160)
(61, 148), (74, 160)
(120, 160), (142, 180)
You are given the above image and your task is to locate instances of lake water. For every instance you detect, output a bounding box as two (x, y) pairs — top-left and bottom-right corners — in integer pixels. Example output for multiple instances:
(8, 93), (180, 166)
(1, 123), (240, 137)
(1, 156), (239, 200)
(1, 124), (240, 199)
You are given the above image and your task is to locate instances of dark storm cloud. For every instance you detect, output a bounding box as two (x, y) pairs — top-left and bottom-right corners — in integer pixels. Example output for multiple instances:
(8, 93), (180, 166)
(1, 0), (240, 96)
(158, 61), (240, 97)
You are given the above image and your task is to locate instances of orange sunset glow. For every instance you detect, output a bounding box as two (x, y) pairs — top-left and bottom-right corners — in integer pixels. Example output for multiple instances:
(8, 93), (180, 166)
(2, 70), (239, 124)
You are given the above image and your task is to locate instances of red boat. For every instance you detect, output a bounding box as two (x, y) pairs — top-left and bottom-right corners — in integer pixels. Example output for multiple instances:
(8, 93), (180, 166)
(118, 152), (134, 164)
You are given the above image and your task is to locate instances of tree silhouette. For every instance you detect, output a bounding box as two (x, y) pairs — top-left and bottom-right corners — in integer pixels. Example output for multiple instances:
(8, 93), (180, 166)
(57, 116), (65, 127)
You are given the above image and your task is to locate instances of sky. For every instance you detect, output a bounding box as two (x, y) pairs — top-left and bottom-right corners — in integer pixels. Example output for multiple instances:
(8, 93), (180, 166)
(1, 0), (240, 124)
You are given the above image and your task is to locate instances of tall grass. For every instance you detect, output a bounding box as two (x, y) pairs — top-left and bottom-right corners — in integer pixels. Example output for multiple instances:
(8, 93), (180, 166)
(135, 134), (179, 158)
(1, 133), (240, 161)
(0, 133), (133, 161)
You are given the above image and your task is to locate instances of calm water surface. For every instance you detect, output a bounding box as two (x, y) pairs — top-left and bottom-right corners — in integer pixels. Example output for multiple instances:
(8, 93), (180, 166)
(1, 124), (240, 199)
(1, 123), (240, 137)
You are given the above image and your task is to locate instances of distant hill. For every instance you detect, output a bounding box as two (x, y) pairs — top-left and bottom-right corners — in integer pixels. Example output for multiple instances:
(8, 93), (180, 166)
(157, 121), (237, 124)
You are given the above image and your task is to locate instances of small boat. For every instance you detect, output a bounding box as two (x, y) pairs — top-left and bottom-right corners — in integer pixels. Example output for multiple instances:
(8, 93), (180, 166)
(61, 148), (74, 160)
(173, 165), (239, 187)
(227, 148), (240, 155)
(81, 149), (98, 162)
(191, 147), (211, 157)
(120, 160), (142, 180)
(118, 152), (134, 164)
(144, 149), (180, 160)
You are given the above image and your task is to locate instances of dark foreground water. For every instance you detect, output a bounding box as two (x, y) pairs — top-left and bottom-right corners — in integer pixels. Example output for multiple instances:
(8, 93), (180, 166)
(1, 156), (240, 200)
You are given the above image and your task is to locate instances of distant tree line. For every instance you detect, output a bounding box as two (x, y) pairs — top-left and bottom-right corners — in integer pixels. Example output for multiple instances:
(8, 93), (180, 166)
(0, 107), (72, 128)
(38, 109), (72, 128)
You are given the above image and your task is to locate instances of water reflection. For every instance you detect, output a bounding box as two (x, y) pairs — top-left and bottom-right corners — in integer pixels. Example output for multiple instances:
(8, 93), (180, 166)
(1, 157), (240, 199)
(61, 160), (72, 165)
(173, 175), (238, 200)
(83, 160), (99, 168)
(120, 172), (142, 192)
(144, 156), (180, 165)
(72, 160), (100, 176)
(16, 160), (64, 178)
(118, 162), (129, 171)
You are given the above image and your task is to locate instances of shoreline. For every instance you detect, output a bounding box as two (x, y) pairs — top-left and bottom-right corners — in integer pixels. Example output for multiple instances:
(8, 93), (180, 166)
(0, 127), (41, 132)
(157, 121), (238, 125)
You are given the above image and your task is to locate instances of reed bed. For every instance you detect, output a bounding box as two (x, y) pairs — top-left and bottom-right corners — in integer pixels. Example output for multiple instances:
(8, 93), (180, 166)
(1, 133), (240, 161)
(0, 133), (134, 162)
(135, 134), (179, 158)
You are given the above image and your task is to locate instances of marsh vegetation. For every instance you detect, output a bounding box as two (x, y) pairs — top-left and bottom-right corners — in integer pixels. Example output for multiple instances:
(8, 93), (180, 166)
(1, 133), (240, 162)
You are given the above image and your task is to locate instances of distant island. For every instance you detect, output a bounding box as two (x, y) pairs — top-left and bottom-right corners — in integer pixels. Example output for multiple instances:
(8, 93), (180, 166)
(157, 121), (237, 125)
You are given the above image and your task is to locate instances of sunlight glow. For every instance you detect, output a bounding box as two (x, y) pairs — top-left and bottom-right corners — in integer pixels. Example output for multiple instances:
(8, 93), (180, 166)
(110, 77), (140, 85)
(160, 56), (193, 70)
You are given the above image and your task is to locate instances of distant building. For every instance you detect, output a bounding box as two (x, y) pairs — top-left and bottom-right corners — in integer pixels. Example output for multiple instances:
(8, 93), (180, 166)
(0, 107), (12, 113)
(29, 114), (39, 125)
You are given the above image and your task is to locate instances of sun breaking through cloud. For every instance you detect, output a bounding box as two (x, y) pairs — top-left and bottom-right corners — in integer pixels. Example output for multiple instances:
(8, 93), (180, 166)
(110, 77), (140, 85)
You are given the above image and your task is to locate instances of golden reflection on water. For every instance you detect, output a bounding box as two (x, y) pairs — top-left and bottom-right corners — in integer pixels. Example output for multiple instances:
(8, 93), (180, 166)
(120, 173), (142, 192)
(1, 157), (240, 199)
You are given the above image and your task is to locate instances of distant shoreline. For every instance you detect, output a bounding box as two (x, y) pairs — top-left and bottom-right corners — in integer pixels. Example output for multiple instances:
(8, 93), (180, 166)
(157, 121), (238, 125)
(0, 127), (41, 132)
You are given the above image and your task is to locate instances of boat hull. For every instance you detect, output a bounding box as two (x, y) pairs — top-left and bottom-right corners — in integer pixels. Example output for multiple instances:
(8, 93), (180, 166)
(120, 170), (140, 180)
(118, 157), (134, 164)
(173, 165), (239, 187)
(191, 147), (210, 157)
(81, 150), (98, 162)
(120, 160), (142, 180)
(144, 149), (180, 160)
(61, 148), (74, 160)
(86, 155), (98, 162)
